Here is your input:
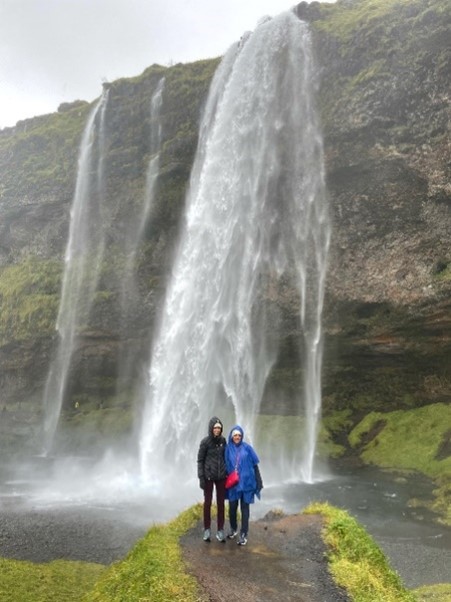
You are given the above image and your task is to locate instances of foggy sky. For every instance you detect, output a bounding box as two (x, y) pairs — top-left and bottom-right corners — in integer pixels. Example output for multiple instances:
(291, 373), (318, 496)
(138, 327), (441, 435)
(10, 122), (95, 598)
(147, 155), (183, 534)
(0, 0), (333, 129)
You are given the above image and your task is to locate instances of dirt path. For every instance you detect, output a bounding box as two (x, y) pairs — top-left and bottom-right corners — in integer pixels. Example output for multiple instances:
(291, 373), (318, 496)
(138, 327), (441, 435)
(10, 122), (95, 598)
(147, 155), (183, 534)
(180, 512), (350, 602)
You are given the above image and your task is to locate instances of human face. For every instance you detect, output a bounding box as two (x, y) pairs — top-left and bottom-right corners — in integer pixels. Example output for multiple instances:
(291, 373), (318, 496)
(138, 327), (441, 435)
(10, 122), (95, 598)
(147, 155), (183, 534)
(232, 432), (242, 444)
(213, 426), (222, 436)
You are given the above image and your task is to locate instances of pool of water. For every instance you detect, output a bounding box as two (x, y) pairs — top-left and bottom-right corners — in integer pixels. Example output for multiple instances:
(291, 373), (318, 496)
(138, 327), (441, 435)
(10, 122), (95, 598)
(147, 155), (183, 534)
(1, 460), (450, 587)
(256, 464), (451, 588)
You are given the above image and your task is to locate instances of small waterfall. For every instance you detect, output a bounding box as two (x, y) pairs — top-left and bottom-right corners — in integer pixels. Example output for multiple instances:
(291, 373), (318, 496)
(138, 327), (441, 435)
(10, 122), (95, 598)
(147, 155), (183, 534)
(127, 77), (165, 258)
(42, 90), (109, 454)
(138, 78), (165, 245)
(139, 12), (330, 485)
(116, 77), (165, 403)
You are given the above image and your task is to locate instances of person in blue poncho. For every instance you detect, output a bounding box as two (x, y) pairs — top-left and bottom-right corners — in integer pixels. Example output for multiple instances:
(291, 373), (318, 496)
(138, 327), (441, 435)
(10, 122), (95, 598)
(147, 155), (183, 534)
(225, 425), (263, 546)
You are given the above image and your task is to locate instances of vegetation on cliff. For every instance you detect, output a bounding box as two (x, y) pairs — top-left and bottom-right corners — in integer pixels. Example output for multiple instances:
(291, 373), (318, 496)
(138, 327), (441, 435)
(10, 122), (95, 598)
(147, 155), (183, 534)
(349, 403), (451, 525)
(0, 101), (90, 213)
(0, 258), (61, 344)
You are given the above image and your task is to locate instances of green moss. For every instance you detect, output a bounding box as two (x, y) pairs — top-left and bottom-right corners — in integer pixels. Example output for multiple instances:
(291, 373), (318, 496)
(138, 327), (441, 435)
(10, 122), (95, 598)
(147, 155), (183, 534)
(0, 258), (62, 343)
(0, 557), (105, 602)
(304, 502), (416, 602)
(0, 102), (90, 196)
(83, 504), (203, 602)
(349, 404), (451, 525)
(314, 0), (446, 42)
(349, 404), (451, 477)
(433, 262), (451, 281)
(414, 583), (451, 601)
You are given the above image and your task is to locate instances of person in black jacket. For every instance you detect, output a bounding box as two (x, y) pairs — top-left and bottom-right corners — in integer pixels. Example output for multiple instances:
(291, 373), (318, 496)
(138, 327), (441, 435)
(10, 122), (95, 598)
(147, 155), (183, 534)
(197, 416), (227, 542)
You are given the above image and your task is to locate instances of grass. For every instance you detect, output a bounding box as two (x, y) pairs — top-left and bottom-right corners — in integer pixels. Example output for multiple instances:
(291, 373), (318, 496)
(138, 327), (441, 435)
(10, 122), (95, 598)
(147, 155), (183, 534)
(83, 504), (203, 602)
(0, 557), (105, 602)
(304, 502), (416, 602)
(349, 403), (451, 525)
(314, 0), (446, 41)
(349, 403), (451, 477)
(0, 258), (62, 343)
(3, 502), (447, 601)
(414, 584), (451, 601)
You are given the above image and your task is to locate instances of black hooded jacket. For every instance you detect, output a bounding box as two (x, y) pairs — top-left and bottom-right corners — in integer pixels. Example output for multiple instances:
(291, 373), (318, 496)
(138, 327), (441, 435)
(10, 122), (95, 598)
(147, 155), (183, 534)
(197, 416), (227, 483)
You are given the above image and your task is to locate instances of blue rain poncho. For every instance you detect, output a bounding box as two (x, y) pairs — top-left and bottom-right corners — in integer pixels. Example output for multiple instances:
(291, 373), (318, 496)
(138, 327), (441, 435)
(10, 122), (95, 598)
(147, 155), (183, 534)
(225, 425), (260, 504)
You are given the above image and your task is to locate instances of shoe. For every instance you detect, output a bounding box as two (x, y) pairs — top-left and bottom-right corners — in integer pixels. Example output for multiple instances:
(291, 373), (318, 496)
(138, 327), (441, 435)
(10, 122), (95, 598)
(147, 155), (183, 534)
(203, 529), (211, 542)
(227, 529), (238, 539)
(237, 534), (247, 546)
(216, 530), (225, 542)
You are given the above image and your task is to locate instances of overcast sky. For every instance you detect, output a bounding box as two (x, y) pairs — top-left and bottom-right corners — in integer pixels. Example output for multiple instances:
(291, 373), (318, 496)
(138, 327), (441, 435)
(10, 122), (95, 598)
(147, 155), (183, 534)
(0, 0), (335, 129)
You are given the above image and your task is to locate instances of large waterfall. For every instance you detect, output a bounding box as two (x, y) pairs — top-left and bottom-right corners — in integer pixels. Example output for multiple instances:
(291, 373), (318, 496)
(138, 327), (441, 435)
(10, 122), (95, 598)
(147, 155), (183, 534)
(42, 91), (109, 454)
(140, 12), (330, 486)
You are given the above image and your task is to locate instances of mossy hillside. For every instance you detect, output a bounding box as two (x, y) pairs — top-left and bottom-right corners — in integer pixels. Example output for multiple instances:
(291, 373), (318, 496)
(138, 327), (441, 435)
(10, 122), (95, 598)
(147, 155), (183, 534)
(0, 557), (105, 602)
(314, 0), (448, 43)
(0, 258), (62, 344)
(146, 58), (220, 234)
(83, 504), (203, 602)
(305, 502), (416, 602)
(349, 403), (451, 524)
(102, 59), (218, 240)
(349, 403), (451, 477)
(0, 101), (90, 203)
(312, 0), (451, 152)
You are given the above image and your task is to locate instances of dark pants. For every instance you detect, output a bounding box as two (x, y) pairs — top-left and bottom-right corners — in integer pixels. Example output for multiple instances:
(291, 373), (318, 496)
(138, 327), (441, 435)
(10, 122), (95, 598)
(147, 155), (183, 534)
(229, 496), (250, 536)
(203, 479), (226, 530)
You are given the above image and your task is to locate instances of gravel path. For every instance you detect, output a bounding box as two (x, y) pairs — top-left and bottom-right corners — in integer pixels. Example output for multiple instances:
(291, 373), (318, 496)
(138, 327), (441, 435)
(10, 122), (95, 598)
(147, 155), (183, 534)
(180, 512), (350, 602)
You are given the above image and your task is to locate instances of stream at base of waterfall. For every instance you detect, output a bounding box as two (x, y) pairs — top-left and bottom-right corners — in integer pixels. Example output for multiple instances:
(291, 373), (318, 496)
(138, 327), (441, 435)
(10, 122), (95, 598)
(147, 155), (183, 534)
(0, 460), (450, 589)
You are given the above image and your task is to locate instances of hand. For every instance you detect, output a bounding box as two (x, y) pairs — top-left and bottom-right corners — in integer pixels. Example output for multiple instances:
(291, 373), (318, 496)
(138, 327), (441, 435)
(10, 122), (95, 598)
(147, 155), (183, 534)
(199, 478), (206, 490)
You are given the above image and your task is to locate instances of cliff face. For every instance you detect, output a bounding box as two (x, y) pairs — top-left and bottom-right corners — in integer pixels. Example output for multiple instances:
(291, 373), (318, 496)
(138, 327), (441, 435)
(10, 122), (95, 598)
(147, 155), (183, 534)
(0, 0), (450, 454)
(307, 0), (451, 417)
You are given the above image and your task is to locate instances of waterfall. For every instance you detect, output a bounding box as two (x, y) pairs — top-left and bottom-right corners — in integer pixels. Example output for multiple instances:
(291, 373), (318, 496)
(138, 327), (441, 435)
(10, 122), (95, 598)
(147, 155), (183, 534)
(138, 78), (165, 245)
(42, 90), (109, 454)
(116, 78), (165, 402)
(139, 12), (329, 485)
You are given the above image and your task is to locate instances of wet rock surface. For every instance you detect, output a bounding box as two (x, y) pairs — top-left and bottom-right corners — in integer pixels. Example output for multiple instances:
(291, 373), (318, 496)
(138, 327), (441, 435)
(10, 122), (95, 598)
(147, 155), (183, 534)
(180, 513), (350, 602)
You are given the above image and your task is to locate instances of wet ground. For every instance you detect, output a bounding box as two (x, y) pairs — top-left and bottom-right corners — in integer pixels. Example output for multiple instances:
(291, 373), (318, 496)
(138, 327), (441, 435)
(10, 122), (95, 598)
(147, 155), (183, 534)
(0, 462), (450, 589)
(181, 513), (350, 602)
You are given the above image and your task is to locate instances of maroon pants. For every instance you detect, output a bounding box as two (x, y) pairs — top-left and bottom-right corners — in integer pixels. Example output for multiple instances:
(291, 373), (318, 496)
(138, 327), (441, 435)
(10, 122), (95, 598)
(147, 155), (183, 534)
(203, 479), (226, 530)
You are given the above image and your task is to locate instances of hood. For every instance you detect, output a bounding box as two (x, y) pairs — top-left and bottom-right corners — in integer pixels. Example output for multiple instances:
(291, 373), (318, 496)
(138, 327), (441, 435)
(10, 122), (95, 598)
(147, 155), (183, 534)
(208, 416), (224, 437)
(228, 424), (244, 445)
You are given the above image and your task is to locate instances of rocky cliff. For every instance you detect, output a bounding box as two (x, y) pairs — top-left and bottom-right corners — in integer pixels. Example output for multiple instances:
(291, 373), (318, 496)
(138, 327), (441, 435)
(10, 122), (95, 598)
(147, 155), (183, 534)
(0, 0), (450, 464)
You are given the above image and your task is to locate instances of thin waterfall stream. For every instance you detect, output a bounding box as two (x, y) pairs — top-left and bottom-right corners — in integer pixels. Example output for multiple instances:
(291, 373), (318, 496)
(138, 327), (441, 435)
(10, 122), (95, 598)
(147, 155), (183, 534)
(140, 12), (330, 486)
(117, 77), (165, 400)
(42, 91), (109, 454)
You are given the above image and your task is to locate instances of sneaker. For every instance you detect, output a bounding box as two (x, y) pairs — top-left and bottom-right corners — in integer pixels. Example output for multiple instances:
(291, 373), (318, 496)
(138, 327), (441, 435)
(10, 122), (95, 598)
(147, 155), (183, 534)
(237, 534), (247, 546)
(216, 530), (225, 543)
(227, 529), (238, 539)
(203, 529), (211, 542)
